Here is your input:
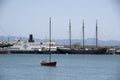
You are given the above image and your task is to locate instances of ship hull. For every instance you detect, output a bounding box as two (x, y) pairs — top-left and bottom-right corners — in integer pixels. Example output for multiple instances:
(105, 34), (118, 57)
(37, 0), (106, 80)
(0, 50), (11, 54)
(57, 48), (107, 54)
(41, 61), (56, 67)
(0, 48), (11, 54)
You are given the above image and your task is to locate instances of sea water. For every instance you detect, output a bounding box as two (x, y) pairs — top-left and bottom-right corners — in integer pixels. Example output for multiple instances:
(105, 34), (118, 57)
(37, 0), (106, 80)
(0, 54), (120, 80)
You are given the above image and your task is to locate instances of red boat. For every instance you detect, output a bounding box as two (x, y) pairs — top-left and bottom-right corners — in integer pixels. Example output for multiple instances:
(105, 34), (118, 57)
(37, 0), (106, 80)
(0, 48), (11, 54)
(0, 51), (11, 54)
(40, 18), (57, 67)
(0, 43), (12, 54)
(41, 61), (56, 67)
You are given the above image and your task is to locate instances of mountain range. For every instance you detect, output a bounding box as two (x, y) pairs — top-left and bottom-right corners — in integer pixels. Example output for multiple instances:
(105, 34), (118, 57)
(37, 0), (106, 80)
(0, 36), (120, 46)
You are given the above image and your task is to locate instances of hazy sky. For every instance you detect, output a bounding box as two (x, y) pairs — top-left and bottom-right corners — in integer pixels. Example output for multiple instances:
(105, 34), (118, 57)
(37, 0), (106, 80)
(0, 0), (120, 40)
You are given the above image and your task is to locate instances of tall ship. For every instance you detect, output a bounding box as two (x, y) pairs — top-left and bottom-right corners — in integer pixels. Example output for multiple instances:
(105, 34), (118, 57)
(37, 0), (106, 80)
(9, 34), (63, 53)
(57, 20), (107, 54)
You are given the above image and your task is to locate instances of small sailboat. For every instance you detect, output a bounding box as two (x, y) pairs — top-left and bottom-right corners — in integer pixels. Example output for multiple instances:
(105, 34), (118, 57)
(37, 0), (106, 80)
(41, 17), (57, 67)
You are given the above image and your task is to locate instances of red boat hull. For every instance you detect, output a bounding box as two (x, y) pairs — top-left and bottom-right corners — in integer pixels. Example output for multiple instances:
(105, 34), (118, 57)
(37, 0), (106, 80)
(41, 61), (56, 67)
(0, 51), (11, 54)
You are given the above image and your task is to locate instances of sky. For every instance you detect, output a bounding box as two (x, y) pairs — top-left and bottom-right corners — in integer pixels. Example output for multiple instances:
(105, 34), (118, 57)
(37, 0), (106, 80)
(0, 0), (120, 41)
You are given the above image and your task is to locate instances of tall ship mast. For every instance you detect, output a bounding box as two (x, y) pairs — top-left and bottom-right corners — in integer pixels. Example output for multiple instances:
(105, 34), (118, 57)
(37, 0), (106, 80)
(69, 19), (72, 49)
(82, 20), (85, 49)
(96, 20), (98, 48)
(49, 17), (52, 62)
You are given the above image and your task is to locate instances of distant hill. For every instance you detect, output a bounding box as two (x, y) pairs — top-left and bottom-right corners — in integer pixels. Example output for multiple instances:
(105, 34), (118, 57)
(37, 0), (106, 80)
(54, 38), (120, 46)
(0, 36), (120, 46)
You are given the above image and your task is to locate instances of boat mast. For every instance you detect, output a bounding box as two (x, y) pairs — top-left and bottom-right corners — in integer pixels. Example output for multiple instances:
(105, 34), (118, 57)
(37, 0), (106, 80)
(49, 17), (51, 62)
(69, 19), (72, 49)
(82, 20), (85, 49)
(96, 20), (98, 48)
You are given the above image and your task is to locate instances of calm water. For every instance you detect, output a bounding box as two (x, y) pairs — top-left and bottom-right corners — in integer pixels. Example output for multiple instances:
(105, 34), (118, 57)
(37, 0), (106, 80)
(0, 54), (120, 80)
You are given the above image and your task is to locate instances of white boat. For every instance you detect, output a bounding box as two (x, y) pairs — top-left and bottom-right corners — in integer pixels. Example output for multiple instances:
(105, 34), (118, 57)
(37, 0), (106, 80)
(9, 34), (63, 53)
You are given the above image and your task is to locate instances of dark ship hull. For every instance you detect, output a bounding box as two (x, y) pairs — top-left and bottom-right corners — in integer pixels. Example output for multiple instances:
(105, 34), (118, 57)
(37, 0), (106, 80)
(41, 61), (56, 67)
(57, 48), (107, 54)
